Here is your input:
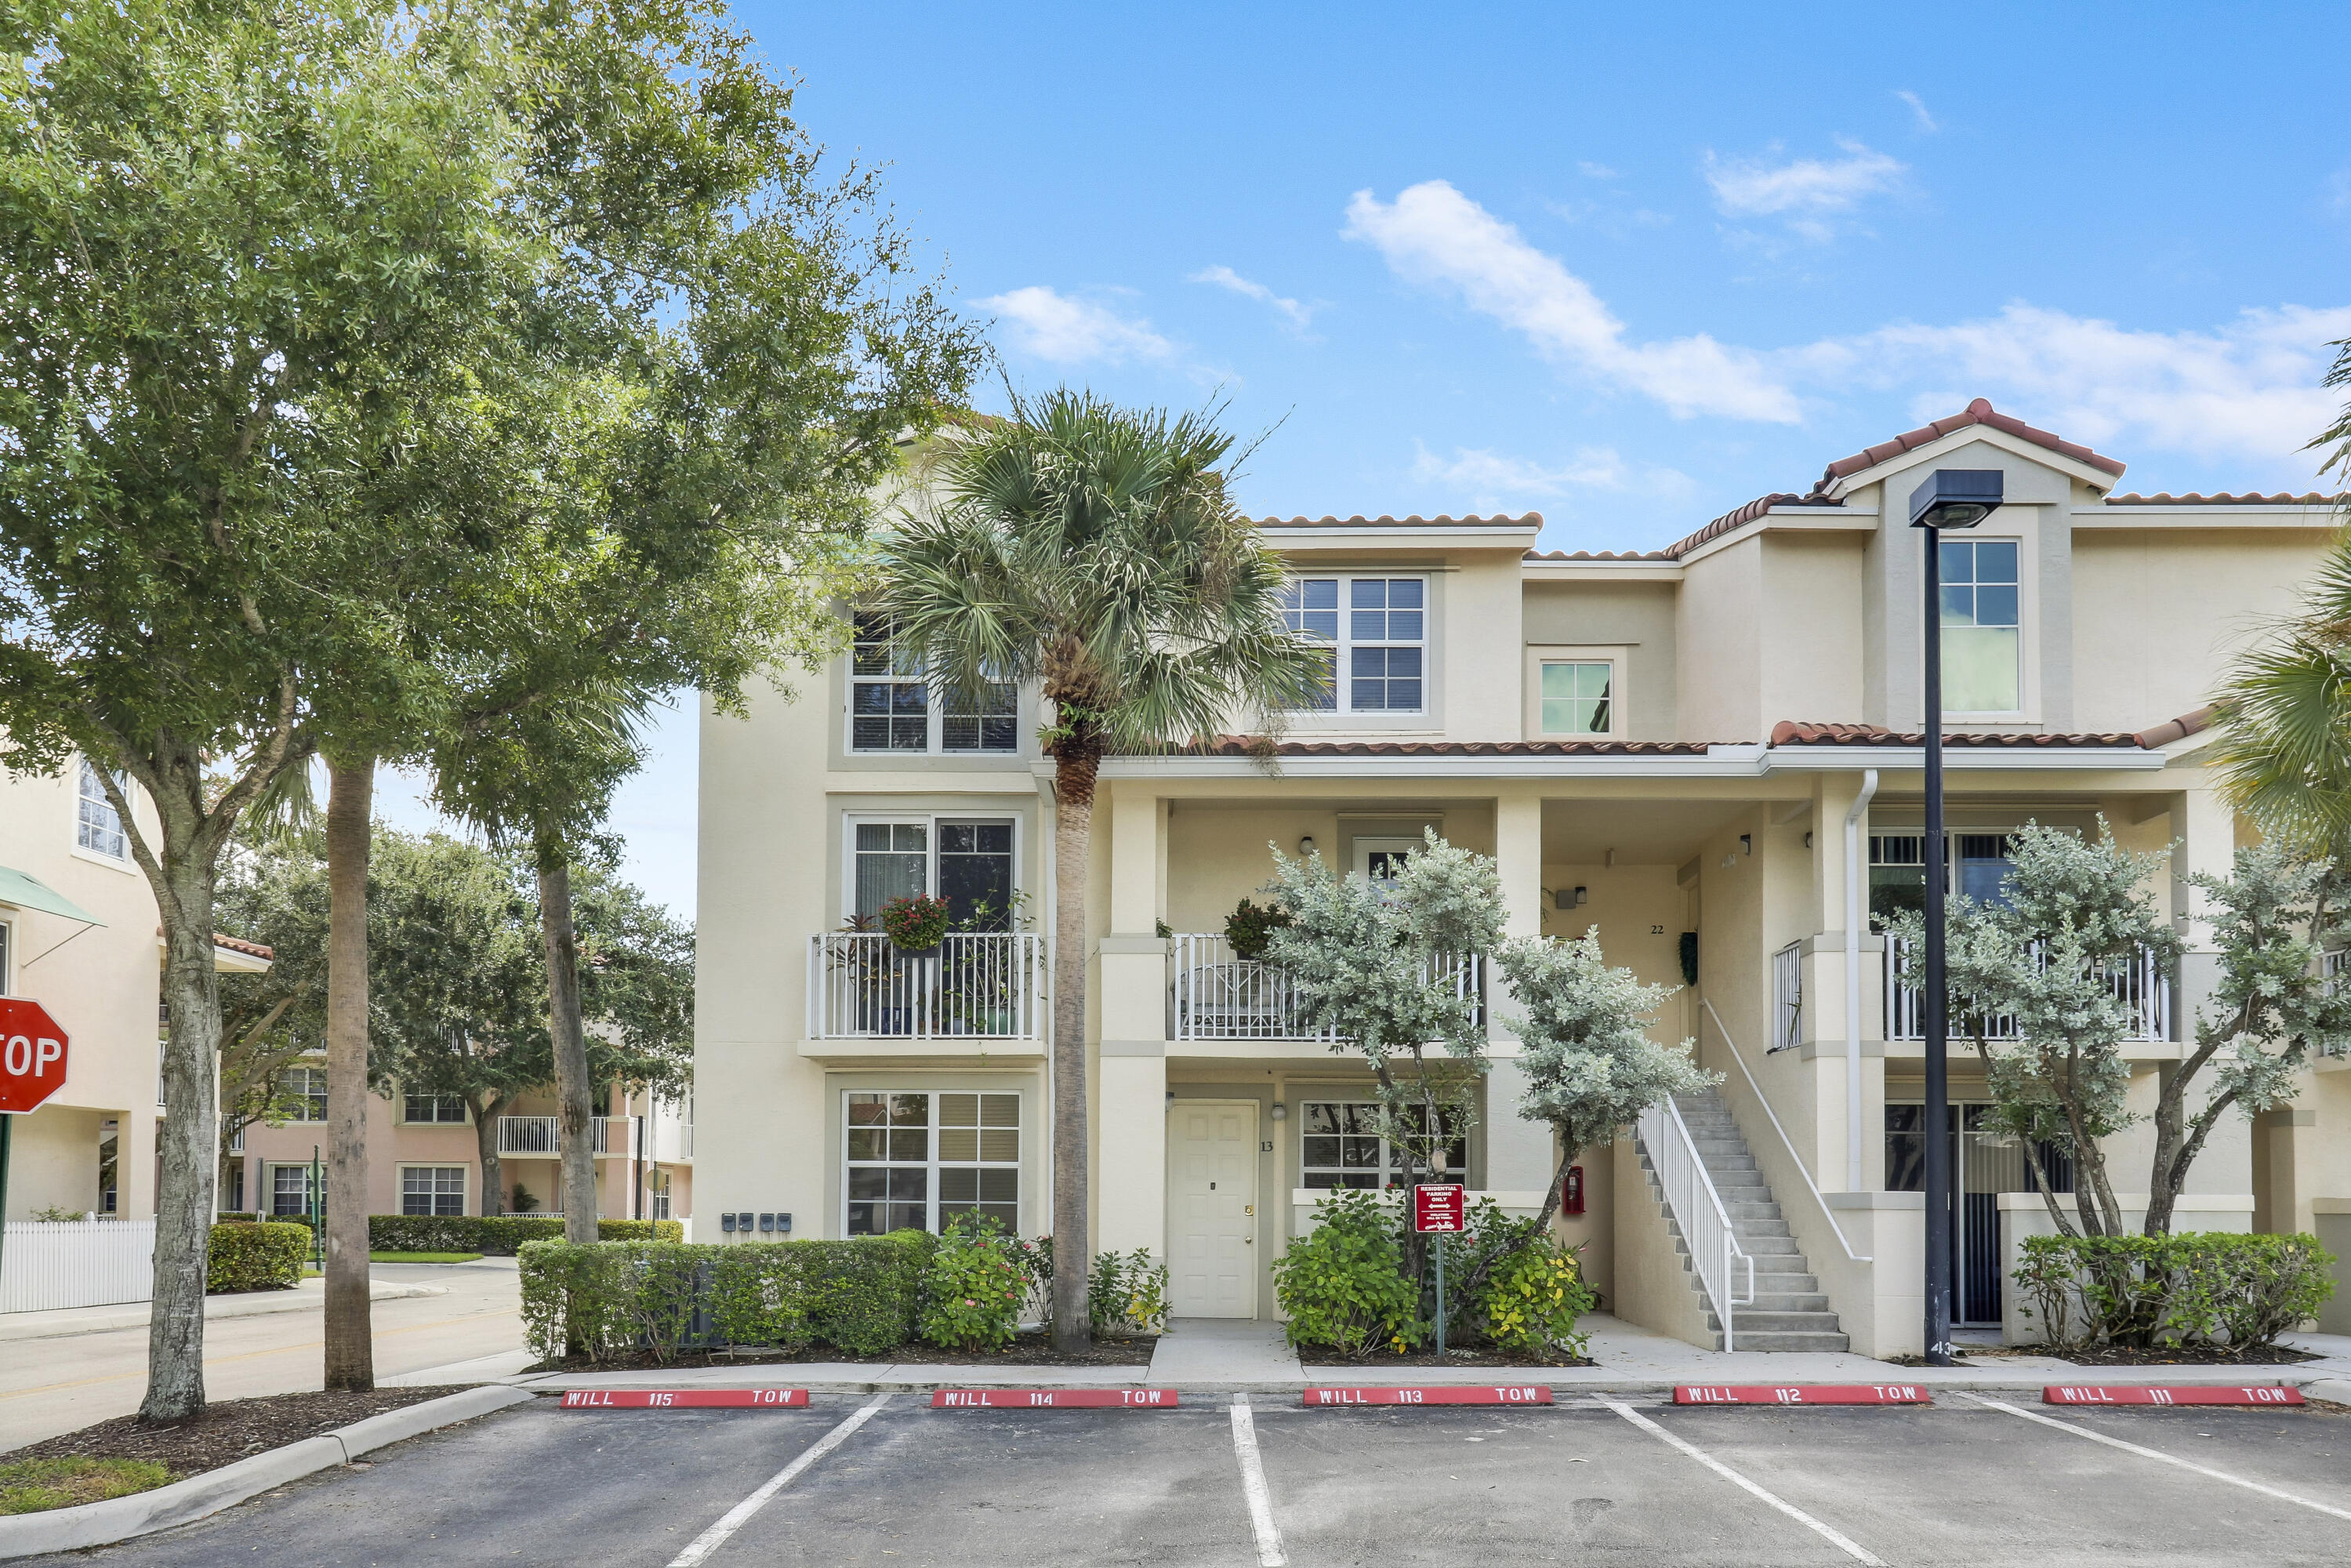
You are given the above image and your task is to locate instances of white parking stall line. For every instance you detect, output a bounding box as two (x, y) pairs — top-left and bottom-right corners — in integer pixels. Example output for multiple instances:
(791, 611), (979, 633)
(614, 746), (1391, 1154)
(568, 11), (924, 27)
(666, 1393), (893, 1567)
(1963, 1393), (2351, 1523)
(1592, 1395), (1885, 1566)
(1229, 1394), (1288, 1568)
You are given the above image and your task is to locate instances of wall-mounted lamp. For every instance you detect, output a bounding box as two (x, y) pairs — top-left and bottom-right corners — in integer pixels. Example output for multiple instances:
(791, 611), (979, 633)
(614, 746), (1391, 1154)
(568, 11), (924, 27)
(1297, 836), (1316, 856)
(1269, 1102), (1288, 1122)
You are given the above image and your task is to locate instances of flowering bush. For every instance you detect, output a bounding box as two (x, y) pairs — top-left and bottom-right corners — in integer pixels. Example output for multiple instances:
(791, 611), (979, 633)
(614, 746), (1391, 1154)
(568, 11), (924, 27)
(880, 893), (951, 952)
(918, 1214), (1029, 1352)
(1475, 1236), (1595, 1359)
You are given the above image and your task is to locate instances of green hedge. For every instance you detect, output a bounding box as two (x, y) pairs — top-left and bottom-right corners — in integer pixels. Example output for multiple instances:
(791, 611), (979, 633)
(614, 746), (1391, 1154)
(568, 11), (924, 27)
(367, 1215), (680, 1256)
(2014, 1231), (2336, 1350)
(519, 1233), (937, 1363)
(206, 1221), (310, 1293)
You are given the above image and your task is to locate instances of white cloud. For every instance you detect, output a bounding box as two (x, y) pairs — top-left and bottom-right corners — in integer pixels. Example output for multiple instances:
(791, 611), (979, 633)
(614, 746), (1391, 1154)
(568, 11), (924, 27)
(1895, 90), (1937, 133)
(976, 285), (1171, 365)
(1188, 265), (1314, 329)
(1702, 140), (1906, 218)
(1342, 180), (1801, 422)
(1411, 442), (1694, 504)
(1578, 161), (1620, 180)
(1814, 303), (2351, 463)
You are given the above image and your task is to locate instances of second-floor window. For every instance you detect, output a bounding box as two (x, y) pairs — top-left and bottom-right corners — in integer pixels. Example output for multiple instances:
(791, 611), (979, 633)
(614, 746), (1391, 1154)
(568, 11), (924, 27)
(283, 1066), (328, 1123)
(1278, 576), (1425, 714)
(1539, 661), (1613, 735)
(404, 1093), (466, 1124)
(78, 757), (126, 859)
(1939, 539), (2021, 713)
(851, 614), (1017, 754)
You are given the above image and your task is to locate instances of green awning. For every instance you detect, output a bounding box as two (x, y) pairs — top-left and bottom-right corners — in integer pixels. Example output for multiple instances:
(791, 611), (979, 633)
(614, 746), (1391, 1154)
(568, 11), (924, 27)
(0, 865), (106, 927)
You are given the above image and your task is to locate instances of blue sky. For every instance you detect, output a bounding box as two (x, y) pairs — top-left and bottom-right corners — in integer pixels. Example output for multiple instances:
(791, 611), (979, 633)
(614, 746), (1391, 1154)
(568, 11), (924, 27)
(383, 0), (2351, 916)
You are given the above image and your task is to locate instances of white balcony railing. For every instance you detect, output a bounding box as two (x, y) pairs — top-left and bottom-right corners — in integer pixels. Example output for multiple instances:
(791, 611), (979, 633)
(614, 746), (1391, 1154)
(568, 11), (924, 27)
(807, 931), (1046, 1041)
(1769, 940), (1802, 1052)
(1883, 938), (2170, 1043)
(1170, 933), (1484, 1043)
(496, 1115), (634, 1157)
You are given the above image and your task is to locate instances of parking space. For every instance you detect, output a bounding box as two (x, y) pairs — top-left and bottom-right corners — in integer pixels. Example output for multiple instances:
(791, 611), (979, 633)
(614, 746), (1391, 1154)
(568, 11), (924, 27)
(27, 1389), (2351, 1567)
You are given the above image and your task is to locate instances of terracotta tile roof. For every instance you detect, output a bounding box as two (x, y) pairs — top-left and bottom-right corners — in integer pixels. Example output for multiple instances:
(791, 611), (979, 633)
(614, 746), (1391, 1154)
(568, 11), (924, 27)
(1255, 512), (1543, 529)
(1819, 397), (2126, 485)
(1656, 492), (1843, 560)
(158, 928), (277, 960)
(1769, 717), (2187, 750)
(2133, 706), (2213, 749)
(2103, 491), (2338, 506)
(1523, 548), (1674, 562)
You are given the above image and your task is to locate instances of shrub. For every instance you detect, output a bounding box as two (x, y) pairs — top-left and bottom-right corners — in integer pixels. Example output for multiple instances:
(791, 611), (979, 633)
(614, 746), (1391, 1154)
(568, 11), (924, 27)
(1474, 1236), (1595, 1359)
(1224, 898), (1291, 961)
(920, 1216), (1028, 1352)
(518, 1231), (935, 1362)
(880, 892), (950, 951)
(1273, 1191), (1419, 1357)
(1090, 1247), (1170, 1334)
(368, 1214), (680, 1256)
(2013, 1232), (2335, 1350)
(207, 1221), (310, 1293)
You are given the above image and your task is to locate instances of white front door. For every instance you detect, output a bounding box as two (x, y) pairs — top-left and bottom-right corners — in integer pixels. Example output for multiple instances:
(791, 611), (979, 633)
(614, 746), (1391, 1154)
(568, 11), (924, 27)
(1168, 1101), (1258, 1317)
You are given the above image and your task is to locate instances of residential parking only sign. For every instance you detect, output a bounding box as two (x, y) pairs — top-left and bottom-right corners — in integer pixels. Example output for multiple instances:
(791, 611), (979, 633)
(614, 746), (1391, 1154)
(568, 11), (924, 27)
(1413, 1183), (1464, 1232)
(0, 998), (68, 1114)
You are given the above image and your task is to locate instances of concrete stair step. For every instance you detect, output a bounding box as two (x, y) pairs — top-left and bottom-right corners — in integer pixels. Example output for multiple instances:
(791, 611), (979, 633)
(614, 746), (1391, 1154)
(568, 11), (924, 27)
(1732, 1218), (1793, 1239)
(1732, 1309), (1846, 1334)
(1751, 1273), (1823, 1294)
(1725, 1201), (1785, 1221)
(1747, 1292), (1832, 1312)
(1729, 1330), (1852, 1353)
(1737, 1235), (1803, 1255)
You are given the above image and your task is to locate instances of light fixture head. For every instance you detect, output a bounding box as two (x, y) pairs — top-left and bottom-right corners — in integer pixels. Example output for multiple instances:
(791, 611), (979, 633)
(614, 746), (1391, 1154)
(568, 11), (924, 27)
(1297, 835), (1316, 856)
(1269, 1102), (1288, 1122)
(1908, 468), (2004, 531)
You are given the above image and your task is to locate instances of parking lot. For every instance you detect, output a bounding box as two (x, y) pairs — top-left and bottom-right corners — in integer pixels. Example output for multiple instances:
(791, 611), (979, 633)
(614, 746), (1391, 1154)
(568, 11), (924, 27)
(30, 1390), (2351, 1567)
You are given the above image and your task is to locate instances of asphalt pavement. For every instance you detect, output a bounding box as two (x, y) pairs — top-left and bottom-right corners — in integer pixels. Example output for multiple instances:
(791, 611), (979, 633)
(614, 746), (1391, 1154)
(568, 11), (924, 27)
(27, 1388), (2351, 1566)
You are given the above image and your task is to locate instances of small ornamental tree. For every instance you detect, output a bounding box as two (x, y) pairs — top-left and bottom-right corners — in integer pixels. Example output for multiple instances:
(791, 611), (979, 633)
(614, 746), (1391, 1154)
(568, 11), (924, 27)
(1490, 927), (1714, 1236)
(1264, 831), (1504, 1282)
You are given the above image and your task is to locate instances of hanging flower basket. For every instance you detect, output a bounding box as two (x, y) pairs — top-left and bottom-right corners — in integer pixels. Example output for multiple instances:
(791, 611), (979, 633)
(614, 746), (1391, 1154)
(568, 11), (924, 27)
(880, 893), (952, 957)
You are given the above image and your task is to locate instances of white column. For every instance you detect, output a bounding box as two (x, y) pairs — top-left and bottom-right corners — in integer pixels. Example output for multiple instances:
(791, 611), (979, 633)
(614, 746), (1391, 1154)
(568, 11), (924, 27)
(1486, 791), (1555, 1207)
(1097, 782), (1168, 1256)
(2172, 783), (2253, 1202)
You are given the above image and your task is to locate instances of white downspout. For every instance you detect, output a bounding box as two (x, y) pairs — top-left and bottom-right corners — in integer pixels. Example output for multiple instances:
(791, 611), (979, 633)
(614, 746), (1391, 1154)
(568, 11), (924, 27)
(1844, 770), (1879, 1192)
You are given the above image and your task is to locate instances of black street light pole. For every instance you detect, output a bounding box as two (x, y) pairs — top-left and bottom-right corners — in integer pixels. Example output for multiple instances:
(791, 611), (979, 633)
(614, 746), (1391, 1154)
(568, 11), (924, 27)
(1908, 468), (2003, 1367)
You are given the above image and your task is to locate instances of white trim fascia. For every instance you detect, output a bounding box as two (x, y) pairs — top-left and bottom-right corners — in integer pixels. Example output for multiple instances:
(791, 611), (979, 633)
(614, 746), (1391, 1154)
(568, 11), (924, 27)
(1668, 505), (1878, 569)
(1758, 745), (2164, 772)
(1820, 423), (2121, 500)
(1261, 525), (1538, 547)
(1104, 746), (1769, 779)
(1519, 559), (1684, 582)
(2070, 504), (2337, 524)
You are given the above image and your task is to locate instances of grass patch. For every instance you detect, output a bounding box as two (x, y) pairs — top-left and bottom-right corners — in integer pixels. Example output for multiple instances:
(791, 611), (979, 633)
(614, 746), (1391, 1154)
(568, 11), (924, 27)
(0, 1457), (173, 1515)
(369, 1250), (483, 1264)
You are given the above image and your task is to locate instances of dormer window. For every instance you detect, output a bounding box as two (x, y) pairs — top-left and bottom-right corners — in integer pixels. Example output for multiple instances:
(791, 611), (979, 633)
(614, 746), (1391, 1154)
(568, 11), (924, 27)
(1938, 539), (2021, 713)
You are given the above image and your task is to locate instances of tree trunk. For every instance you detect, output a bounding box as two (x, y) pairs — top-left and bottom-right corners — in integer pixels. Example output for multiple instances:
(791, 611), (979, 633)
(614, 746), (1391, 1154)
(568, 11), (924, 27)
(322, 757), (376, 1390)
(470, 1090), (506, 1218)
(146, 857), (227, 1421)
(1049, 746), (1097, 1352)
(537, 841), (598, 1244)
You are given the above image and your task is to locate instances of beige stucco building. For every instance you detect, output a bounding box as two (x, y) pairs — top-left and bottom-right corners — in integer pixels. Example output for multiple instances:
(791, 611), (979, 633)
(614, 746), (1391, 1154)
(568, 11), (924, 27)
(694, 399), (2351, 1353)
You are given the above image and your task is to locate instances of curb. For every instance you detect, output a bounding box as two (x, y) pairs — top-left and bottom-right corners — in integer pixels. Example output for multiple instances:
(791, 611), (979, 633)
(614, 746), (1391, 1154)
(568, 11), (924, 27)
(512, 1371), (2338, 1399)
(0, 1385), (533, 1560)
(0, 1282), (448, 1345)
(2301, 1377), (2351, 1406)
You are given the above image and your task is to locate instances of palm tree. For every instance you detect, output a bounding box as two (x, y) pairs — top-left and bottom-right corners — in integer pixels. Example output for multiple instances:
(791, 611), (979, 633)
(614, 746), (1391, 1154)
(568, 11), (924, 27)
(875, 390), (1328, 1348)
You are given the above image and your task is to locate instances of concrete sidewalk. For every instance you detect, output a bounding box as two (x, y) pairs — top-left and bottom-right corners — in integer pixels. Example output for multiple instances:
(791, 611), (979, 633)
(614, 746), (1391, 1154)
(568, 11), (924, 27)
(0, 1277), (447, 1343)
(505, 1311), (2351, 1396)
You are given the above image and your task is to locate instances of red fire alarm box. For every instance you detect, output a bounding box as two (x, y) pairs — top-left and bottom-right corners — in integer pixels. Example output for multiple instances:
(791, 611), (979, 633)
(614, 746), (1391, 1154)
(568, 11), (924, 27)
(1562, 1165), (1585, 1217)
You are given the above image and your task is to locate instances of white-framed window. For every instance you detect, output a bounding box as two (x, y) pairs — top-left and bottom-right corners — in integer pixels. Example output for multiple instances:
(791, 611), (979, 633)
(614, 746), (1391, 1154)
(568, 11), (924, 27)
(1299, 1101), (1466, 1190)
(849, 613), (1018, 754)
(1938, 538), (2022, 713)
(270, 1163), (319, 1218)
(1277, 575), (1426, 713)
(78, 757), (127, 859)
(650, 1167), (673, 1221)
(281, 1065), (328, 1123)
(403, 1092), (466, 1125)
(1540, 662), (1613, 735)
(847, 816), (1018, 929)
(844, 1090), (1020, 1235)
(401, 1166), (466, 1217)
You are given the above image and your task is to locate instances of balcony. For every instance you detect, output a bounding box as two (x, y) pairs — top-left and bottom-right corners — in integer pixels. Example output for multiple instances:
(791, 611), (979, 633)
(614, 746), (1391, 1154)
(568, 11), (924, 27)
(1169, 933), (1484, 1043)
(806, 932), (1046, 1041)
(1882, 938), (2170, 1043)
(496, 1115), (636, 1158)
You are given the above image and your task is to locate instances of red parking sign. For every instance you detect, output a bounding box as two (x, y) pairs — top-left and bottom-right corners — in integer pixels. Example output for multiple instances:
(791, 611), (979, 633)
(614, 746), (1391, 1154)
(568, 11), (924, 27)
(1413, 1184), (1464, 1232)
(0, 999), (69, 1114)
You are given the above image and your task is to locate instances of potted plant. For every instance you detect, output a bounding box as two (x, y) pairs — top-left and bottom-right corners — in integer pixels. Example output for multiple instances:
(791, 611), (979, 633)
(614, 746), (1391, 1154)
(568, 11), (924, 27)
(1224, 897), (1291, 961)
(880, 892), (952, 958)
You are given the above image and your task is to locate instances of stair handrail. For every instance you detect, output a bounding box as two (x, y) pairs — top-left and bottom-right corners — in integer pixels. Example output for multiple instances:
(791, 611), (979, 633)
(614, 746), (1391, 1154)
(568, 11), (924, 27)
(1703, 997), (1871, 1263)
(1634, 1094), (1756, 1351)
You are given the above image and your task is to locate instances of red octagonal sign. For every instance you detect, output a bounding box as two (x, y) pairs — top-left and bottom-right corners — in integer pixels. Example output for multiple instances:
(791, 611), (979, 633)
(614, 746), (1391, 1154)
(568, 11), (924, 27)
(0, 998), (69, 1113)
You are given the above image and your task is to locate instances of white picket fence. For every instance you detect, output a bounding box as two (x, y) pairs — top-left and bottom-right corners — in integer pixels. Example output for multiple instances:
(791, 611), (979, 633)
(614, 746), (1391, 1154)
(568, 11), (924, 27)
(1, 1219), (155, 1313)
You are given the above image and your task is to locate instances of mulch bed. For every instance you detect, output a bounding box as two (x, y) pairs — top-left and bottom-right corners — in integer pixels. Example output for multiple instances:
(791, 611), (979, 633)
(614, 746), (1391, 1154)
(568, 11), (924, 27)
(1298, 1347), (1595, 1370)
(7, 1388), (464, 1481)
(529, 1332), (1161, 1374)
(1882, 1343), (2320, 1369)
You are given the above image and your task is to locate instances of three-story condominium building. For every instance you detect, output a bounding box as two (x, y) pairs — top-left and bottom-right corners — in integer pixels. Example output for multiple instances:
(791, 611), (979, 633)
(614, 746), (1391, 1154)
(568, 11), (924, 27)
(695, 399), (2351, 1355)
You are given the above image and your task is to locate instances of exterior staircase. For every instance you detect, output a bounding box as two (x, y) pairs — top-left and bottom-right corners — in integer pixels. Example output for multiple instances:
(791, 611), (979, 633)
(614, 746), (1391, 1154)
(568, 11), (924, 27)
(1637, 1088), (1850, 1352)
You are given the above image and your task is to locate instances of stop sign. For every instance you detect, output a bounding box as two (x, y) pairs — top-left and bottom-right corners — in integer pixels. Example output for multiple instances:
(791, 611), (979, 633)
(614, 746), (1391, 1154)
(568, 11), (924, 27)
(0, 998), (69, 1113)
